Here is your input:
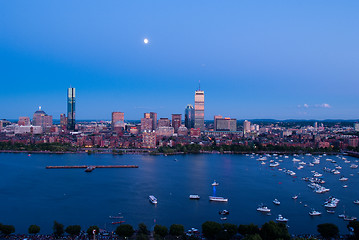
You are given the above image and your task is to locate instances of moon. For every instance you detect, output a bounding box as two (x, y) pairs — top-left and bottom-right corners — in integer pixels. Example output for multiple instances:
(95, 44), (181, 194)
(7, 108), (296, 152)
(144, 38), (149, 44)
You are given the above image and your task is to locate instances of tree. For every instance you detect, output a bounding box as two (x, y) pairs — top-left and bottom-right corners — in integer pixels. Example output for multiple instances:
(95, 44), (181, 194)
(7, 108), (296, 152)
(169, 224), (184, 236)
(348, 220), (359, 240)
(221, 223), (238, 239)
(53, 221), (64, 237)
(202, 221), (222, 240)
(28, 225), (40, 234)
(243, 234), (262, 240)
(115, 224), (134, 238)
(65, 225), (81, 236)
(238, 224), (260, 236)
(0, 225), (15, 235)
(87, 226), (100, 236)
(260, 221), (290, 240)
(154, 225), (168, 238)
(138, 223), (149, 235)
(317, 223), (339, 239)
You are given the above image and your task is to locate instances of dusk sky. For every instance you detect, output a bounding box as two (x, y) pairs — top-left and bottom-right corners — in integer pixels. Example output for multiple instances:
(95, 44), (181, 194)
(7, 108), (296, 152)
(1, 1), (358, 120)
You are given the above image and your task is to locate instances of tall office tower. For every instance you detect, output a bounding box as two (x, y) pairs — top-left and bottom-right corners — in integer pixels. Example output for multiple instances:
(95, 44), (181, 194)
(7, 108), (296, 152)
(158, 118), (170, 127)
(33, 107), (53, 130)
(0, 120), (3, 131)
(194, 89), (204, 131)
(60, 114), (67, 128)
(112, 112), (125, 131)
(67, 87), (76, 130)
(215, 117), (237, 131)
(18, 117), (30, 126)
(243, 120), (251, 135)
(141, 114), (153, 132)
(184, 104), (195, 129)
(150, 112), (157, 130)
(171, 114), (182, 133)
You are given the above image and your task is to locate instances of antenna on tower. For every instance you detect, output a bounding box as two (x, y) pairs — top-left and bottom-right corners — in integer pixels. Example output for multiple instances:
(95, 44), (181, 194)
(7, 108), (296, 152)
(198, 80), (201, 91)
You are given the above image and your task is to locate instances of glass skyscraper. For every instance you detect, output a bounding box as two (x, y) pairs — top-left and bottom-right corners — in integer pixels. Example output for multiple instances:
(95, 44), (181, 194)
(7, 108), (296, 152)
(184, 104), (195, 129)
(67, 88), (76, 130)
(194, 90), (204, 131)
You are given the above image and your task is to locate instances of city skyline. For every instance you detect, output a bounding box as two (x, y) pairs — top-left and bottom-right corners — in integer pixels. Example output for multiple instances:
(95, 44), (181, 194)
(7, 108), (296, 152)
(1, 1), (359, 120)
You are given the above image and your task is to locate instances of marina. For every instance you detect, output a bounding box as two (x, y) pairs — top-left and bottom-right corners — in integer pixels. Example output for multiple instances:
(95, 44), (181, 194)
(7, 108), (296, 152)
(0, 152), (359, 234)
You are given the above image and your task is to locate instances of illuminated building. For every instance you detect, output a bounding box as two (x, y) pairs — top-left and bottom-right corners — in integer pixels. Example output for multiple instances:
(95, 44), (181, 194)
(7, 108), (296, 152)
(194, 89), (204, 131)
(67, 87), (76, 130)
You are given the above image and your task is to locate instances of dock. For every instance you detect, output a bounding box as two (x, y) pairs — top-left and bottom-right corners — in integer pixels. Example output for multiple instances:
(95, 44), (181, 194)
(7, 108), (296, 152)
(46, 165), (138, 169)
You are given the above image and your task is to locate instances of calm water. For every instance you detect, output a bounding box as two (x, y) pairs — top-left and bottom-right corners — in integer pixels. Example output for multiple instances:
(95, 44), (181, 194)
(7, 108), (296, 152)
(0, 153), (358, 235)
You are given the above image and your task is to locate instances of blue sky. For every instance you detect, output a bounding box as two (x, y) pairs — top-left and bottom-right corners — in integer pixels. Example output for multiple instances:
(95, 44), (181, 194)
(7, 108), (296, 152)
(1, 1), (358, 120)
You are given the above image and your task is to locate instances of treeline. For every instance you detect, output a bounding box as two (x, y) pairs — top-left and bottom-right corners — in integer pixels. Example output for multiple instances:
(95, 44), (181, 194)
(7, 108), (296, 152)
(157, 143), (339, 154)
(1, 220), (359, 240)
(0, 142), (76, 152)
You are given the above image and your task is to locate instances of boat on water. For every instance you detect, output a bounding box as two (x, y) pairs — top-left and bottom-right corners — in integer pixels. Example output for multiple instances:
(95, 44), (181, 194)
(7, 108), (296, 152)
(209, 196), (228, 202)
(273, 199), (280, 205)
(292, 195), (299, 200)
(211, 180), (219, 186)
(309, 210), (322, 216)
(276, 214), (288, 222)
(189, 195), (200, 200)
(257, 204), (271, 213)
(339, 176), (348, 181)
(149, 195), (157, 204)
(327, 210), (335, 214)
(85, 166), (95, 172)
(220, 217), (227, 220)
(219, 210), (229, 215)
(350, 164), (358, 169)
(354, 200), (359, 205)
(269, 162), (279, 167)
(344, 216), (357, 221)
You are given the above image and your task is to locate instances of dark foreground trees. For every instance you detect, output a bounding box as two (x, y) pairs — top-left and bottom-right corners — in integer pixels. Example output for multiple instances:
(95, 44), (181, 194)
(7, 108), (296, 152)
(202, 221), (222, 239)
(169, 224), (184, 237)
(317, 223), (339, 239)
(260, 221), (290, 240)
(53, 221), (64, 237)
(87, 226), (100, 236)
(348, 220), (359, 240)
(28, 224), (40, 234)
(115, 224), (134, 238)
(65, 225), (81, 236)
(154, 225), (168, 238)
(0, 224), (15, 235)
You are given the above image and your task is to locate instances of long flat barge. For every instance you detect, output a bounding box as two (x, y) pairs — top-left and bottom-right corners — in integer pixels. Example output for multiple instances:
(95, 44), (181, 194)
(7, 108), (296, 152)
(46, 165), (138, 169)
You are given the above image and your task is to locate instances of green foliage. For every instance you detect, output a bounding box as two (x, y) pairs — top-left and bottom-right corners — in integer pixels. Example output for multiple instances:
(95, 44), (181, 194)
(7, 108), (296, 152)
(0, 142), (76, 152)
(87, 226), (100, 236)
(202, 221), (222, 240)
(138, 223), (149, 235)
(317, 223), (339, 239)
(53, 221), (64, 237)
(348, 220), (359, 240)
(115, 224), (134, 238)
(28, 224), (40, 234)
(136, 233), (149, 240)
(169, 224), (184, 236)
(260, 221), (290, 240)
(238, 224), (260, 236)
(222, 223), (237, 237)
(243, 234), (263, 240)
(0, 224), (15, 235)
(154, 224), (168, 238)
(65, 225), (81, 236)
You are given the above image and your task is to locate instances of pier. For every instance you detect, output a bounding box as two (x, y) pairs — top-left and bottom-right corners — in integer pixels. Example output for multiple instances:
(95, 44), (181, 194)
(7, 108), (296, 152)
(46, 165), (138, 169)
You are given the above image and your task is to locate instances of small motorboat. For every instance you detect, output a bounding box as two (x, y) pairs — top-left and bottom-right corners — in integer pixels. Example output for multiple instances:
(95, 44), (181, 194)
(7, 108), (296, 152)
(189, 195), (200, 200)
(309, 209), (322, 216)
(257, 204), (271, 213)
(276, 214), (288, 222)
(219, 210), (229, 215)
(292, 195), (299, 200)
(220, 217), (227, 220)
(211, 180), (219, 186)
(327, 210), (335, 214)
(85, 166), (95, 172)
(273, 199), (280, 205)
(354, 200), (359, 205)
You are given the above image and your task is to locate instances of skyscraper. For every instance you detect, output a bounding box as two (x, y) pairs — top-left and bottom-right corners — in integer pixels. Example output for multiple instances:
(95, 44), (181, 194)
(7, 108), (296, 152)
(150, 112), (157, 130)
(171, 114), (182, 133)
(33, 107), (53, 130)
(194, 89), (204, 131)
(112, 112), (125, 131)
(185, 104), (195, 129)
(67, 88), (76, 130)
